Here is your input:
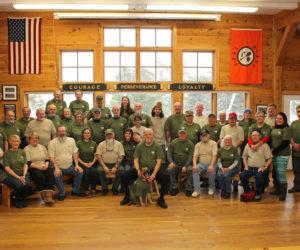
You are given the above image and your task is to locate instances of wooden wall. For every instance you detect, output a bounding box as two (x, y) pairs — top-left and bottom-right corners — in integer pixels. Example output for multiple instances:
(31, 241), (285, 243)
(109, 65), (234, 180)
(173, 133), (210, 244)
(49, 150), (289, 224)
(0, 11), (291, 120)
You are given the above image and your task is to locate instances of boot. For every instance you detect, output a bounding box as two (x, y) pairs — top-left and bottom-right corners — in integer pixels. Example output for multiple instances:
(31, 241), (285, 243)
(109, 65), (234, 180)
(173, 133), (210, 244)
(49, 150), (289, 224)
(44, 190), (55, 205)
(279, 183), (287, 201)
(270, 181), (280, 195)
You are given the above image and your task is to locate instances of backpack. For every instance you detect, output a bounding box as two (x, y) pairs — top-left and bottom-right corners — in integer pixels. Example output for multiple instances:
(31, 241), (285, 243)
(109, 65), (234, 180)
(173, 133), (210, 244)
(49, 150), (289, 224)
(240, 190), (255, 202)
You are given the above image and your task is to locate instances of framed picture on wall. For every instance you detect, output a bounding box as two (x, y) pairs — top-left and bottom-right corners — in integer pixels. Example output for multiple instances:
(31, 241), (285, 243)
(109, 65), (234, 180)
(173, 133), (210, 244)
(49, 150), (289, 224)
(256, 105), (268, 114)
(2, 85), (17, 101)
(4, 104), (16, 116)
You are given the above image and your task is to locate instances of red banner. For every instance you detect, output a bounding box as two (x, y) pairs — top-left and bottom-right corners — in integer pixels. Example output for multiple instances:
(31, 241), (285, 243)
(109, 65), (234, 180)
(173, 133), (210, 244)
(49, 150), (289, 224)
(230, 29), (262, 84)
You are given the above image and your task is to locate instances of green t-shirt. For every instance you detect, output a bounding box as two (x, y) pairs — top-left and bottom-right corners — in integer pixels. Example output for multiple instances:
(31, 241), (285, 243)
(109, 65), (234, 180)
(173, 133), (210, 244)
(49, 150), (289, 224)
(0, 149), (27, 182)
(46, 115), (61, 130)
(120, 108), (134, 120)
(70, 123), (89, 143)
(168, 138), (194, 165)
(0, 121), (23, 138)
(105, 117), (128, 142)
(121, 141), (137, 165)
(239, 119), (256, 140)
(76, 140), (97, 165)
(291, 120), (300, 157)
(69, 100), (90, 117)
(270, 126), (291, 156)
(128, 113), (153, 128)
(17, 118), (35, 135)
(88, 119), (106, 145)
(46, 99), (67, 117)
(60, 118), (74, 136)
(182, 122), (201, 145)
(203, 124), (221, 143)
(164, 114), (186, 141)
(0, 127), (7, 150)
(87, 107), (112, 121)
(248, 123), (271, 140)
(134, 141), (164, 170)
(218, 146), (239, 168)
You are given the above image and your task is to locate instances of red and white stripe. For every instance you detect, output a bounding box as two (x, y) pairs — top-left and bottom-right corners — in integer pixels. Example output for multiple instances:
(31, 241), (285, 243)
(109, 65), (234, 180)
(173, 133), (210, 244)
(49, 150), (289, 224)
(9, 17), (41, 74)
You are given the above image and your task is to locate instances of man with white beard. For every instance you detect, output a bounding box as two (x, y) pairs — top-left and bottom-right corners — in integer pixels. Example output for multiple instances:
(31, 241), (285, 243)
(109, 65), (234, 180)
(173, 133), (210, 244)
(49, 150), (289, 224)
(0, 110), (22, 140)
(48, 125), (83, 201)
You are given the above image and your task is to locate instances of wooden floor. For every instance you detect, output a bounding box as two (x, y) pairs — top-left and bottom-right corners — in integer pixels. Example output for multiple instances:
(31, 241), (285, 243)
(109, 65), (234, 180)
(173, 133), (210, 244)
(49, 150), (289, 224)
(1, 171), (300, 250)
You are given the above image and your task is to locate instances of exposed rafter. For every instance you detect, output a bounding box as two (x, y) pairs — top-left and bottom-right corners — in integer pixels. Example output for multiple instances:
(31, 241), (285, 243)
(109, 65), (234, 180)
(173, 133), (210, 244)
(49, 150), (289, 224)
(275, 7), (300, 29)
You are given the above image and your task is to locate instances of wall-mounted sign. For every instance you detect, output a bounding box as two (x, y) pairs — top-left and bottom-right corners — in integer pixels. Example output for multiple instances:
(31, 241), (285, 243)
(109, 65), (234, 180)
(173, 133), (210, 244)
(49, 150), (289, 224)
(115, 83), (161, 91)
(169, 83), (213, 91)
(62, 84), (107, 91)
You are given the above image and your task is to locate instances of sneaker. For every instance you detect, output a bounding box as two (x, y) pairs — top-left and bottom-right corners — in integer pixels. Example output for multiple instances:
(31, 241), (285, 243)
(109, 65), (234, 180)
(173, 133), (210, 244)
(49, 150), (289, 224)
(185, 190), (192, 197)
(171, 189), (179, 196)
(157, 198), (168, 209)
(192, 191), (200, 197)
(208, 189), (214, 195)
(254, 195), (261, 202)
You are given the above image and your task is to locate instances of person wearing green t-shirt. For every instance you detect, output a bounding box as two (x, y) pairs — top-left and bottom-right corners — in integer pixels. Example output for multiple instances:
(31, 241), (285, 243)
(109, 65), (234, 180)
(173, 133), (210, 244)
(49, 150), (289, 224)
(121, 128), (137, 171)
(218, 110), (228, 127)
(0, 110), (23, 143)
(60, 108), (74, 137)
(203, 114), (221, 145)
(165, 102), (185, 147)
(120, 96), (134, 120)
(182, 110), (201, 145)
(18, 107), (35, 149)
(128, 102), (153, 128)
(69, 111), (90, 143)
(86, 95), (112, 121)
(0, 135), (30, 208)
(167, 127), (194, 197)
(88, 108), (106, 145)
(289, 105), (300, 193)
(69, 90), (90, 123)
(46, 104), (61, 130)
(270, 112), (291, 201)
(217, 135), (239, 199)
(0, 126), (8, 151)
(45, 90), (67, 117)
(120, 128), (170, 208)
(77, 128), (98, 197)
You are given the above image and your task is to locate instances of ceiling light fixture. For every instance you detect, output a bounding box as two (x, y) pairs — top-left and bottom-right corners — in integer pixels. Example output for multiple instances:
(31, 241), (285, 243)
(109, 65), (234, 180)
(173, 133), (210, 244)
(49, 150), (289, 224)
(13, 4), (128, 11)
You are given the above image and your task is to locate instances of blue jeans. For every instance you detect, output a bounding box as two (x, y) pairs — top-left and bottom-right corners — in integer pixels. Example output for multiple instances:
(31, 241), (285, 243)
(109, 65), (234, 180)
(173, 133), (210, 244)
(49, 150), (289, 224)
(2, 174), (30, 201)
(240, 167), (265, 195)
(54, 165), (83, 196)
(193, 163), (217, 192)
(217, 167), (239, 193)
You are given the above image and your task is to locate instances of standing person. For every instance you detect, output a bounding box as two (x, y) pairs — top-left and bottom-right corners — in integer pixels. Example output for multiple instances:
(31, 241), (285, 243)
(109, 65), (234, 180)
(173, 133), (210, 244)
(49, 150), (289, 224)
(18, 107), (35, 149)
(0, 110), (23, 141)
(88, 108), (106, 145)
(46, 90), (67, 118)
(240, 129), (273, 201)
(167, 127), (194, 197)
(121, 128), (137, 171)
(218, 110), (228, 127)
(128, 102), (153, 128)
(48, 125), (83, 201)
(270, 112), (291, 201)
(203, 114), (222, 145)
(0, 126), (8, 152)
(120, 96), (134, 120)
(165, 102), (185, 148)
(289, 105), (300, 193)
(87, 95), (112, 121)
(24, 132), (55, 205)
(76, 128), (98, 197)
(69, 90), (90, 123)
(96, 129), (125, 195)
(105, 105), (128, 142)
(25, 109), (56, 147)
(217, 135), (239, 199)
(60, 108), (74, 136)
(131, 116), (146, 139)
(120, 129), (170, 208)
(69, 111), (89, 143)
(265, 104), (277, 128)
(0, 135), (30, 208)
(151, 102), (167, 154)
(193, 103), (208, 128)
(192, 130), (218, 197)
(46, 104), (61, 130)
(182, 110), (201, 145)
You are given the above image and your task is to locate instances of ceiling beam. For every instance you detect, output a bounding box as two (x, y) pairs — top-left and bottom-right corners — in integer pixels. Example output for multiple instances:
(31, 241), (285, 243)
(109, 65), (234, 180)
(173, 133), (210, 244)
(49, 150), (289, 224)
(276, 23), (298, 65)
(275, 8), (300, 29)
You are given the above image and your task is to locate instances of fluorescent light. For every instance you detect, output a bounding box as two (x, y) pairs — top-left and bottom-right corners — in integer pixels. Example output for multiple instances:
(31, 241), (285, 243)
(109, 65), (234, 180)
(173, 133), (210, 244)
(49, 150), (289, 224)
(54, 12), (221, 21)
(147, 5), (258, 13)
(13, 4), (128, 11)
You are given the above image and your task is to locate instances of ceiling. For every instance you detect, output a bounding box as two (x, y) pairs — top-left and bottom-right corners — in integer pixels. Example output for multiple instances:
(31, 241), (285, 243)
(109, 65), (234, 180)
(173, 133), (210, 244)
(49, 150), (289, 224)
(0, 0), (300, 15)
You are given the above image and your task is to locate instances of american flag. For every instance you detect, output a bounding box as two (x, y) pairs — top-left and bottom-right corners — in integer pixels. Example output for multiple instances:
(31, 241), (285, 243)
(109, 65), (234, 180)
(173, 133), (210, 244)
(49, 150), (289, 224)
(8, 17), (42, 74)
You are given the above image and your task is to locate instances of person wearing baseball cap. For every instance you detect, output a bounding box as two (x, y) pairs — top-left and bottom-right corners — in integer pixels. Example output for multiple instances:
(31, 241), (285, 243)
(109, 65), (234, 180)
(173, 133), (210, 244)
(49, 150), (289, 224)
(88, 107), (106, 144)
(86, 95), (112, 121)
(202, 114), (222, 145)
(182, 110), (201, 145)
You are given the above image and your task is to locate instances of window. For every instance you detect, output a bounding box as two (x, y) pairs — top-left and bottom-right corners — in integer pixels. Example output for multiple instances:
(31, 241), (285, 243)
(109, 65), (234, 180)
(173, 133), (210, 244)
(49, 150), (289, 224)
(63, 92), (94, 109)
(183, 51), (214, 82)
(105, 92), (172, 117)
(27, 92), (54, 116)
(217, 92), (246, 119)
(140, 28), (172, 47)
(104, 51), (136, 82)
(183, 92), (212, 114)
(61, 51), (93, 82)
(104, 28), (136, 47)
(283, 95), (300, 124)
(140, 51), (172, 82)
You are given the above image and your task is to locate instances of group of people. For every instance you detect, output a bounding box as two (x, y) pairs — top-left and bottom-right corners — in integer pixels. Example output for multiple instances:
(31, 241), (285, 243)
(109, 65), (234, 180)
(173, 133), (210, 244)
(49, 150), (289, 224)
(0, 89), (299, 209)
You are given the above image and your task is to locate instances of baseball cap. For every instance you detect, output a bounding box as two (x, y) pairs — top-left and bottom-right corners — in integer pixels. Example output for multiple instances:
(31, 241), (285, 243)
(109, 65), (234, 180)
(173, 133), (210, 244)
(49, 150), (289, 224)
(105, 129), (114, 135)
(228, 112), (237, 119)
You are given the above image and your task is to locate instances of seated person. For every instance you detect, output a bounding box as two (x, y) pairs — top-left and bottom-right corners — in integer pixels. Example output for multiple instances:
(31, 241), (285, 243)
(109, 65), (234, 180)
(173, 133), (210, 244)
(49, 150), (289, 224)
(96, 129), (125, 196)
(217, 135), (239, 199)
(240, 128), (273, 202)
(192, 129), (218, 197)
(167, 127), (194, 197)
